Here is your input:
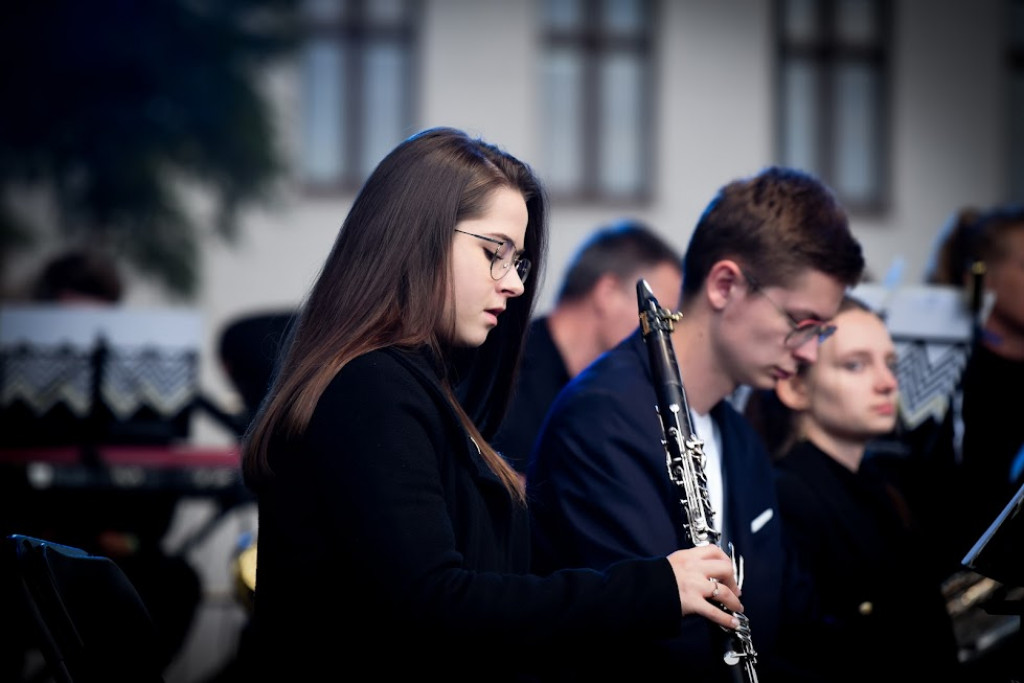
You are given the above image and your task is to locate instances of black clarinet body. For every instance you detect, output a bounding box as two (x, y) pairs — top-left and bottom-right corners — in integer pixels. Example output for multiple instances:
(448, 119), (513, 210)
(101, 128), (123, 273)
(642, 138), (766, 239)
(636, 279), (760, 683)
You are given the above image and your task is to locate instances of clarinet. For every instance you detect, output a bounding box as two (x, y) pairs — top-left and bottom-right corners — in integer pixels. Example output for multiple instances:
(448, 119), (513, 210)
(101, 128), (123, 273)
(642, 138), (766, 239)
(636, 279), (759, 683)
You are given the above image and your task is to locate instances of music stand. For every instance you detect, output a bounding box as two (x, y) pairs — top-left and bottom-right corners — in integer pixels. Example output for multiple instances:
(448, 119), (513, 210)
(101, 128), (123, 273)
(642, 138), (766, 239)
(964, 481), (1024, 588)
(0, 305), (202, 450)
(959, 482), (1024, 680)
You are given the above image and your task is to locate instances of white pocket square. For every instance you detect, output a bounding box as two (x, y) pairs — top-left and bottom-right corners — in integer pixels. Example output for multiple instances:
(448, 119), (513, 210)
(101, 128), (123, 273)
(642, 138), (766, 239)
(751, 508), (773, 534)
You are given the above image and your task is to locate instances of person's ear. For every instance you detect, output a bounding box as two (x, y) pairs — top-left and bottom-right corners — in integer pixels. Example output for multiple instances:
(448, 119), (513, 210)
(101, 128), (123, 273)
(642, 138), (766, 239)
(775, 375), (811, 411)
(705, 260), (743, 311)
(591, 273), (627, 312)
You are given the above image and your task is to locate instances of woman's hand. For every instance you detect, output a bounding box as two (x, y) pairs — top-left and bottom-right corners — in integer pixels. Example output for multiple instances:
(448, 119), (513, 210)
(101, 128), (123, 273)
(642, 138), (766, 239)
(666, 545), (744, 629)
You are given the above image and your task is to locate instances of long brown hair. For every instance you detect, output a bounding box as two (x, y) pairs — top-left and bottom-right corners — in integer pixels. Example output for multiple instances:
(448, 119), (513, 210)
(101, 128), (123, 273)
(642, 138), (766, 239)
(242, 127), (547, 502)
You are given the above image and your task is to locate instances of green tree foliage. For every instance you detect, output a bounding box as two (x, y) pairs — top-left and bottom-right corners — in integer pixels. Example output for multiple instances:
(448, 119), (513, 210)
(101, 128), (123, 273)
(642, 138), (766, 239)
(0, 0), (301, 298)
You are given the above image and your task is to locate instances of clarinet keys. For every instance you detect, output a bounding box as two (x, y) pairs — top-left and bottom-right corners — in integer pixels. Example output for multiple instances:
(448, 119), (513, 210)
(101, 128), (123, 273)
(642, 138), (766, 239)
(724, 542), (758, 679)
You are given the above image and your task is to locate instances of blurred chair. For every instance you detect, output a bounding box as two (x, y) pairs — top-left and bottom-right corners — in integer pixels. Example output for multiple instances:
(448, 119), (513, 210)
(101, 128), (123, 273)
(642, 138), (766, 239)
(217, 309), (297, 432)
(1, 533), (166, 683)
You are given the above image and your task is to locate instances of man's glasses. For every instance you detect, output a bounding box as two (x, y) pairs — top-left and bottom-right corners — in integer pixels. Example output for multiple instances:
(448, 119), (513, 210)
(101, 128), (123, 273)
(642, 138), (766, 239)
(454, 229), (532, 284)
(741, 269), (836, 349)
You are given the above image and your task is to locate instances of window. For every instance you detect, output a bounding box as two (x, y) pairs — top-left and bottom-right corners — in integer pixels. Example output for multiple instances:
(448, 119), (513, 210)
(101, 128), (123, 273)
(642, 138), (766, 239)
(1008, 0), (1024, 200)
(775, 0), (891, 213)
(541, 0), (655, 202)
(298, 0), (419, 192)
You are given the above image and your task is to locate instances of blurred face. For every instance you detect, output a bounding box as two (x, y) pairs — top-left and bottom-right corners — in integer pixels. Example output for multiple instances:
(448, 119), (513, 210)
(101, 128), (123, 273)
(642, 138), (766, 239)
(719, 268), (846, 390)
(782, 307), (899, 442)
(986, 227), (1024, 333)
(599, 261), (683, 350)
(444, 187), (528, 347)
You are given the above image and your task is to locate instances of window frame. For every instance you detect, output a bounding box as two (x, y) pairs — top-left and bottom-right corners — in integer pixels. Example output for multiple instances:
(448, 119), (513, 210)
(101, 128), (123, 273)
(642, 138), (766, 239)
(297, 0), (421, 196)
(540, 0), (658, 205)
(773, 0), (893, 215)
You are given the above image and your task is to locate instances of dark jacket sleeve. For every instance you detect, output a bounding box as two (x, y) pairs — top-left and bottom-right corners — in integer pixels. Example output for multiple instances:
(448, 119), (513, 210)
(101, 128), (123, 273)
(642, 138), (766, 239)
(280, 349), (682, 651)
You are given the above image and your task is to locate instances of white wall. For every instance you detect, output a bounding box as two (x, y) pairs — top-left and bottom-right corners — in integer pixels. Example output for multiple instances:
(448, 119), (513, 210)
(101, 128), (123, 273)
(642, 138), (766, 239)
(884, 0), (1004, 282)
(1, 0), (1009, 447)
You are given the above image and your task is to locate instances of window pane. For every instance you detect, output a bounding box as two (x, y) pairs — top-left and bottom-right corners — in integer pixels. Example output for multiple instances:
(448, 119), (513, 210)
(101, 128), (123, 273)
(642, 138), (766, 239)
(781, 60), (820, 175)
(777, 0), (887, 208)
(835, 0), (878, 44)
(367, 0), (409, 23)
(782, 0), (820, 42)
(833, 62), (879, 204)
(598, 52), (644, 196)
(544, 0), (582, 31)
(301, 40), (346, 183)
(303, 0), (346, 22)
(360, 41), (408, 177)
(602, 0), (645, 33)
(542, 48), (584, 192)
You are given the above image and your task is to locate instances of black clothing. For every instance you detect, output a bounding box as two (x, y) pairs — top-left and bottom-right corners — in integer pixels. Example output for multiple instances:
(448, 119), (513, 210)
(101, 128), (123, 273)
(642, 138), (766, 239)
(250, 345), (683, 681)
(897, 341), (1024, 579)
(957, 343), (1024, 550)
(492, 317), (570, 473)
(527, 330), (819, 682)
(774, 440), (963, 683)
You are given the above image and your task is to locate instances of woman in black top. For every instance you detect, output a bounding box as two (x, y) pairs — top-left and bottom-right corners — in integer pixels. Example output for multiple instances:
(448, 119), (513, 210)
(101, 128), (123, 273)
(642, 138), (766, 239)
(241, 127), (744, 681)
(771, 298), (962, 682)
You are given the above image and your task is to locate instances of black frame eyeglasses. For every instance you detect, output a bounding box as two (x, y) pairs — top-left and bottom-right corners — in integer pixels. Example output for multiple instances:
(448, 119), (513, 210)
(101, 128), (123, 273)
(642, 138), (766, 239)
(454, 229), (532, 284)
(741, 269), (836, 349)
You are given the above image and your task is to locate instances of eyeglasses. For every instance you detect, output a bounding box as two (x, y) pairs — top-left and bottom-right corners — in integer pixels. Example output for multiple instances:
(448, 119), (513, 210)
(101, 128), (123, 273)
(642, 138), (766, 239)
(454, 229), (532, 284)
(741, 269), (836, 349)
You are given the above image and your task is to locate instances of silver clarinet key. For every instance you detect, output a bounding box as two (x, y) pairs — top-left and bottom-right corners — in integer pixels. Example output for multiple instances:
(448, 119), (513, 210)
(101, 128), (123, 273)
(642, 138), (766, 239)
(729, 541), (745, 590)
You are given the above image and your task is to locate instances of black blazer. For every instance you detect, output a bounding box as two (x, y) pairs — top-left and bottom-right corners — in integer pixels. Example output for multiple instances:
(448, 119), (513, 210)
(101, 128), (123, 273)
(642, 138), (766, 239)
(251, 345), (682, 681)
(527, 329), (817, 681)
(774, 440), (962, 683)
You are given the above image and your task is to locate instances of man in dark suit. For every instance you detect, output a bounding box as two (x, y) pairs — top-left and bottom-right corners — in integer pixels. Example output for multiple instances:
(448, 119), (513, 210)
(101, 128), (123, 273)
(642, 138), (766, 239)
(527, 166), (865, 681)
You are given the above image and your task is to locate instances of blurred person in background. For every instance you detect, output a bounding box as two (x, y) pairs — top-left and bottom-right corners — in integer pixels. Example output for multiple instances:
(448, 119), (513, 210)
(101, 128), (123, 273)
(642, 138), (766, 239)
(30, 248), (125, 304)
(903, 206), (1024, 579)
(769, 297), (962, 683)
(490, 219), (682, 476)
(939, 206), (1024, 554)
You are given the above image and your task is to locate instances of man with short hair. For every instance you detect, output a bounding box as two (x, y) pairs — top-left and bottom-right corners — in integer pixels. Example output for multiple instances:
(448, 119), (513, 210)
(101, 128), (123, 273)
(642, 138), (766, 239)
(527, 167), (865, 681)
(491, 219), (682, 474)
